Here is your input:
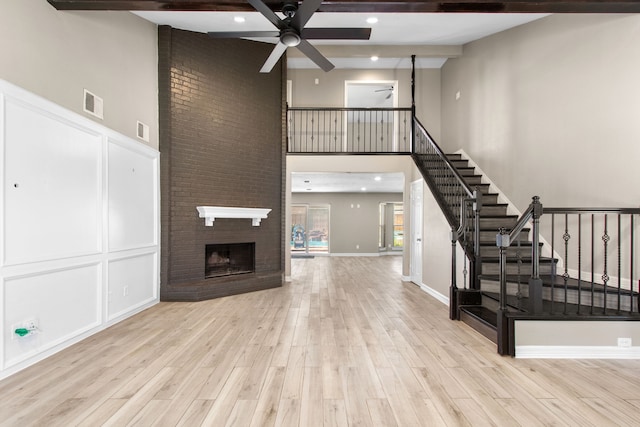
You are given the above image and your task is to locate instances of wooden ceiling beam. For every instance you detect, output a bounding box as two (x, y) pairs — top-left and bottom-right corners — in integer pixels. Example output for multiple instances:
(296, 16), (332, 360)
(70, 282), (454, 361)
(47, 0), (640, 13)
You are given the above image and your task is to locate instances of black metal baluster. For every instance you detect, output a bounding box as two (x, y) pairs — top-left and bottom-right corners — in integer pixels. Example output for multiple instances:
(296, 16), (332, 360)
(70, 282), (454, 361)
(591, 214), (595, 315)
(631, 215), (635, 313)
(617, 214), (621, 312)
(563, 213), (570, 315)
(602, 214), (610, 314)
(323, 110), (327, 151)
(551, 214), (555, 314)
(577, 214), (582, 314)
(516, 234), (523, 310)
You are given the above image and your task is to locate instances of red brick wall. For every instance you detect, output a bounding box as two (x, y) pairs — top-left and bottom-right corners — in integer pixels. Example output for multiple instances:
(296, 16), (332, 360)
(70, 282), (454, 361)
(158, 26), (285, 301)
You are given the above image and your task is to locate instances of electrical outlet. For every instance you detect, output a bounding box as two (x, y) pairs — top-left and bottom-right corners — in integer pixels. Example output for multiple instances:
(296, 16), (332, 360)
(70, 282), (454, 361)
(25, 319), (38, 331)
(11, 318), (39, 340)
(123, 286), (129, 297)
(618, 337), (632, 347)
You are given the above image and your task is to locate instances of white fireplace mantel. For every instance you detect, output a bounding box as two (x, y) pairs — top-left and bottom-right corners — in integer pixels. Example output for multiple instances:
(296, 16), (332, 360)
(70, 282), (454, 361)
(196, 206), (271, 227)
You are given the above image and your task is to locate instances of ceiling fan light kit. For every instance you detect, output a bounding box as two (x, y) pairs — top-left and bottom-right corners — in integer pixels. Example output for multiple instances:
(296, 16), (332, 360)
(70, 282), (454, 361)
(207, 0), (372, 73)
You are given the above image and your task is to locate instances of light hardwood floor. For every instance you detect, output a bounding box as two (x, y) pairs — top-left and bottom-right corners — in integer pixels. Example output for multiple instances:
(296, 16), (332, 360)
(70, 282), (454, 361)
(1, 256), (640, 426)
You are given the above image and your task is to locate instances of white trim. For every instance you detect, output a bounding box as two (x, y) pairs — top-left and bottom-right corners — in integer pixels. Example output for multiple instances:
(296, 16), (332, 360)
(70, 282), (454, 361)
(516, 345), (640, 359)
(401, 275), (411, 281)
(419, 283), (450, 306)
(284, 275), (292, 282)
(196, 206), (271, 227)
(378, 251), (402, 256)
(330, 253), (380, 257)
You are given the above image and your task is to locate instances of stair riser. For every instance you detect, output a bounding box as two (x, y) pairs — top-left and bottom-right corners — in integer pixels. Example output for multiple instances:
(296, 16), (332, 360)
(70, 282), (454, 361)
(482, 263), (556, 276)
(439, 185), (491, 195)
(479, 218), (518, 229)
(428, 175), (483, 186)
(446, 204), (507, 216)
(480, 246), (535, 257)
(469, 230), (531, 242)
(480, 280), (639, 312)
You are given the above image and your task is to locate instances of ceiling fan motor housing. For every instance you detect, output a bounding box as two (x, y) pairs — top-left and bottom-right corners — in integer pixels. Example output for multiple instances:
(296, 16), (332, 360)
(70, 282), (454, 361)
(281, 29), (301, 46)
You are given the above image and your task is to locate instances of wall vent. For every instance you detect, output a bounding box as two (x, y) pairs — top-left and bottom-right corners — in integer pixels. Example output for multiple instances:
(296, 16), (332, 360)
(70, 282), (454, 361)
(137, 121), (149, 142)
(83, 89), (103, 119)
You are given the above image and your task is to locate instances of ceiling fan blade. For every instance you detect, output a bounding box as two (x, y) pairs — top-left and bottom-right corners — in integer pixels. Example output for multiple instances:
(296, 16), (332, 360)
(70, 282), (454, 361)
(248, 0), (286, 30)
(208, 31), (280, 38)
(296, 39), (334, 72)
(260, 42), (288, 73)
(291, 0), (323, 30)
(301, 28), (372, 40)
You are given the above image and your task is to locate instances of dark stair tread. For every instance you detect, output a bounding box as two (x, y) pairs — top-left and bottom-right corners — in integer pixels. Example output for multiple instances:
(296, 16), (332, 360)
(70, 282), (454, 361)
(458, 305), (498, 343)
(478, 241), (539, 247)
(481, 291), (640, 317)
(481, 256), (557, 262)
(479, 274), (640, 296)
(460, 305), (498, 326)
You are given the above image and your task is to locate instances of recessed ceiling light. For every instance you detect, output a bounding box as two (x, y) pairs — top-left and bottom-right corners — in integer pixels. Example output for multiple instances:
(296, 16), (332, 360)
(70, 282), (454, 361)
(374, 176), (382, 181)
(366, 17), (378, 24)
(361, 187), (367, 191)
(234, 16), (245, 23)
(371, 56), (379, 62)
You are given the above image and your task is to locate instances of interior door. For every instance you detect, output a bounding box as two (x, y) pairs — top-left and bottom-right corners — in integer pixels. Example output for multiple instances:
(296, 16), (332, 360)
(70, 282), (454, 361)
(410, 179), (423, 285)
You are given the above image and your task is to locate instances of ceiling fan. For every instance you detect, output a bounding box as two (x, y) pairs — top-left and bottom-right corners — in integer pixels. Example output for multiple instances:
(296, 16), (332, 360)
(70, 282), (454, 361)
(375, 85), (394, 99)
(207, 0), (372, 73)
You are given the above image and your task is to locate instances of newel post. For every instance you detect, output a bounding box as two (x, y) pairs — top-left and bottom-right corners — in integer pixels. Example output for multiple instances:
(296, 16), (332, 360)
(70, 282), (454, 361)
(450, 228), (458, 320)
(410, 54), (416, 153)
(496, 227), (511, 354)
(528, 196), (544, 314)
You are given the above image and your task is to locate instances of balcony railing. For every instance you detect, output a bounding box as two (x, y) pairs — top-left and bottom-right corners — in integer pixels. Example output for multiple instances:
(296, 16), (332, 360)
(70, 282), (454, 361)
(287, 107), (412, 154)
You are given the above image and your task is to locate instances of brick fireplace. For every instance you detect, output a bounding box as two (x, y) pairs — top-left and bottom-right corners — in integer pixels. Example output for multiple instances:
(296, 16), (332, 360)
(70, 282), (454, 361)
(158, 27), (285, 301)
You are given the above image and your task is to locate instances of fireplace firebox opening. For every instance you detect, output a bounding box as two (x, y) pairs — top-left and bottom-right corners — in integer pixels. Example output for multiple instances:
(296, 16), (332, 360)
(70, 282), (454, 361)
(205, 243), (255, 279)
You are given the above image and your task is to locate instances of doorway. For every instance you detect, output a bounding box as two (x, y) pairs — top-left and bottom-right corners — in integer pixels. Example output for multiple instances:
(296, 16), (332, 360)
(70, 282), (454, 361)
(379, 202), (404, 252)
(291, 204), (330, 255)
(344, 80), (399, 152)
(410, 179), (423, 285)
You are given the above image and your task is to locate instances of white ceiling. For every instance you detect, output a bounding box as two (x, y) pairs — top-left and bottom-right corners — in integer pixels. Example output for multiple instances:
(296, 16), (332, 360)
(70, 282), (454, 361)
(133, 11), (548, 69)
(292, 172), (404, 193)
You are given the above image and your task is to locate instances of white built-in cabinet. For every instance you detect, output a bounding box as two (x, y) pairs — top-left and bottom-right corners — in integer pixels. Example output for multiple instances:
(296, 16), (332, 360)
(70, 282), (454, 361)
(0, 79), (159, 379)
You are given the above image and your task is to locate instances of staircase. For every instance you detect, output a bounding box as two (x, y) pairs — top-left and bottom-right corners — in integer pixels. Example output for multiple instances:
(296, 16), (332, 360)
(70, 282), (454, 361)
(414, 147), (640, 353)
(415, 152), (556, 342)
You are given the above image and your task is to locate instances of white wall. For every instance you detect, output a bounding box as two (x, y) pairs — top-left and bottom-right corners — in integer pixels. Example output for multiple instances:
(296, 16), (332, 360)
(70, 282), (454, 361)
(0, 0), (158, 149)
(441, 14), (640, 210)
(0, 80), (160, 380)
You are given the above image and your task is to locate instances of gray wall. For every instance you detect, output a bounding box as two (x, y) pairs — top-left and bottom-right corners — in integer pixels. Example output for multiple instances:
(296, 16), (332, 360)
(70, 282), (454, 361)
(0, 1), (158, 148)
(441, 14), (640, 210)
(288, 68), (442, 141)
(292, 192), (402, 254)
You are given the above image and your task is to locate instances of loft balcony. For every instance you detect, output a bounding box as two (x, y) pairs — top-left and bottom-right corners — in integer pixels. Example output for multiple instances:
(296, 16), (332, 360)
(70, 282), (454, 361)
(287, 107), (413, 154)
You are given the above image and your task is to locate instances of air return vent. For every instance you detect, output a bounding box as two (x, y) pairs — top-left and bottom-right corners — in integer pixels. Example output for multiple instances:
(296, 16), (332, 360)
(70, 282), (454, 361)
(83, 89), (103, 119)
(137, 121), (149, 142)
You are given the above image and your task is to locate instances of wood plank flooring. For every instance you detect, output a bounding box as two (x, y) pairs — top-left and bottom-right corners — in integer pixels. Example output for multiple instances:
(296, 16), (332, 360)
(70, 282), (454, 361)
(1, 256), (640, 426)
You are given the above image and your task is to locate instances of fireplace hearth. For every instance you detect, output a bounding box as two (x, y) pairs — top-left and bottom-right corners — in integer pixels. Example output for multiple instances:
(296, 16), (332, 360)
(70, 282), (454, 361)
(205, 243), (255, 279)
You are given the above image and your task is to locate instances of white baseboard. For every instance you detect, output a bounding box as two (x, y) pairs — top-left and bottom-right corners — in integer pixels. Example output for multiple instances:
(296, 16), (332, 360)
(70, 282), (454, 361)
(330, 253), (380, 257)
(284, 275), (292, 282)
(419, 283), (450, 306)
(516, 345), (640, 359)
(401, 275), (411, 282)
